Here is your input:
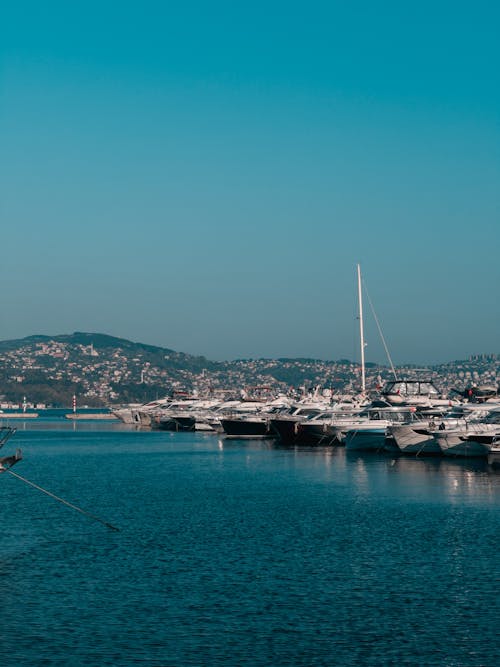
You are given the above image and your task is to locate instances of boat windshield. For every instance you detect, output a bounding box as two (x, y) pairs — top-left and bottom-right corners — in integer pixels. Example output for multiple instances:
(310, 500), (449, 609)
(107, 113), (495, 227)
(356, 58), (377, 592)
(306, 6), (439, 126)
(383, 380), (440, 396)
(482, 410), (500, 425)
(292, 408), (322, 417)
(365, 408), (419, 422)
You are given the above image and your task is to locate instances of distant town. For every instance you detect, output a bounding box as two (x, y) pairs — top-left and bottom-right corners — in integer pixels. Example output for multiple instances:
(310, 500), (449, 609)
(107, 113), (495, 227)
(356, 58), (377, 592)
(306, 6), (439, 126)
(0, 332), (497, 408)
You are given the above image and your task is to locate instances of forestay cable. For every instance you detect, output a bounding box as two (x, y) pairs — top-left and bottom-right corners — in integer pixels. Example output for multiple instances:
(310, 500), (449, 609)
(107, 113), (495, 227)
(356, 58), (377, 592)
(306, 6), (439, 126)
(7, 469), (120, 532)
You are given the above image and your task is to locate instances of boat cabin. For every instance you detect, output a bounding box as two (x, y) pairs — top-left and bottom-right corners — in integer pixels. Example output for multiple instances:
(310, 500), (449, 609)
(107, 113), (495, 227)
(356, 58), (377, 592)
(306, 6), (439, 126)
(381, 379), (441, 404)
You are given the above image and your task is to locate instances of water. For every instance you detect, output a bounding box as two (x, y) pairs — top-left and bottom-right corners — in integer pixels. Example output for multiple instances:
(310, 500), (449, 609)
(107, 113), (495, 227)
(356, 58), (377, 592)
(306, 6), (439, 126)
(1, 422), (499, 666)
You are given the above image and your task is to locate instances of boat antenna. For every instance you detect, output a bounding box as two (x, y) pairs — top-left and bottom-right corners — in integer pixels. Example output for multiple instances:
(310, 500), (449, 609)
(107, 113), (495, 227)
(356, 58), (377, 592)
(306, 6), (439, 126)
(357, 264), (366, 394)
(7, 469), (120, 532)
(361, 277), (398, 381)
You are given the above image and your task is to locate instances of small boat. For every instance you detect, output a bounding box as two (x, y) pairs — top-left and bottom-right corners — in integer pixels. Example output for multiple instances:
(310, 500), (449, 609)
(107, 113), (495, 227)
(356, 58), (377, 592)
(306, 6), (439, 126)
(0, 449), (22, 472)
(0, 427), (21, 472)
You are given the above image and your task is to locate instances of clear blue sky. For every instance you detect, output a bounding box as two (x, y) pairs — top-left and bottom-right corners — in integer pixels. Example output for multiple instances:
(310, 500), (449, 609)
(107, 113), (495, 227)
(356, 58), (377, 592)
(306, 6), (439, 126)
(1, 1), (499, 364)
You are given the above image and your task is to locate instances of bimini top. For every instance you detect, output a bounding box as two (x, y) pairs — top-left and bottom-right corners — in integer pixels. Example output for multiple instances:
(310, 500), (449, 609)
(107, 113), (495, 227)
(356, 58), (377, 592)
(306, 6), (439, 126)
(380, 379), (450, 406)
(382, 379), (440, 397)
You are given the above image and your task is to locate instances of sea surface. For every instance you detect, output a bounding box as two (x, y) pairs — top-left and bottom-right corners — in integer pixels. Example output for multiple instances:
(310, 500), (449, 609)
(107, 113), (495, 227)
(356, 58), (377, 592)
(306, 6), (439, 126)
(1, 418), (499, 666)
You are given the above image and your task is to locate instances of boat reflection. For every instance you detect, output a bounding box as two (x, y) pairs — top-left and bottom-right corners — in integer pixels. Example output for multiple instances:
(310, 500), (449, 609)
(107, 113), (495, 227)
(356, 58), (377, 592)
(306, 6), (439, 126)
(343, 449), (499, 504)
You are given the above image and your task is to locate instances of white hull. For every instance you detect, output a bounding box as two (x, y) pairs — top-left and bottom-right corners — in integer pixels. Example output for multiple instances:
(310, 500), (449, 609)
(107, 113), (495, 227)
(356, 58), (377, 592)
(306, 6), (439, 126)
(111, 408), (137, 424)
(134, 411), (153, 426)
(434, 432), (492, 457)
(194, 421), (216, 432)
(389, 424), (442, 455)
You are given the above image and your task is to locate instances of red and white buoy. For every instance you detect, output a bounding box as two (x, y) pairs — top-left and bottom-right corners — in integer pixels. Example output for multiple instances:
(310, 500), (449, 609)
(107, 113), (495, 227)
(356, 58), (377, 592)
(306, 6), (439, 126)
(72, 394), (77, 414)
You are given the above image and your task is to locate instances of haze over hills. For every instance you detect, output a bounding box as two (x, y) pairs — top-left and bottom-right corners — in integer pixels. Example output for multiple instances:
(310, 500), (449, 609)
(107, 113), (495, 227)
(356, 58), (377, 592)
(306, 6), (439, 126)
(0, 332), (497, 407)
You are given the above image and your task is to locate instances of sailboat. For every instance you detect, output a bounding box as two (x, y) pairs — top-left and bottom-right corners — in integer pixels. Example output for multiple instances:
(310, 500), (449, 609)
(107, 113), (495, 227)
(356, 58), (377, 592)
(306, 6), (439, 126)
(344, 264), (410, 451)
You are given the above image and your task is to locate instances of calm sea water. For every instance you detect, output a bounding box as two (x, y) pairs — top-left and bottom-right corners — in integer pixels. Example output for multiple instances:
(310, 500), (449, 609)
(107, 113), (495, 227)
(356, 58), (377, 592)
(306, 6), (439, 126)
(1, 421), (499, 666)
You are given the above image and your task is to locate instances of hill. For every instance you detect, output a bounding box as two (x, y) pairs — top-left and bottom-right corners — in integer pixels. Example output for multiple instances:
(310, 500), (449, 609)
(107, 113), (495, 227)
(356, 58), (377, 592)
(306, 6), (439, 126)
(0, 332), (497, 407)
(0, 331), (369, 406)
(0, 332), (220, 406)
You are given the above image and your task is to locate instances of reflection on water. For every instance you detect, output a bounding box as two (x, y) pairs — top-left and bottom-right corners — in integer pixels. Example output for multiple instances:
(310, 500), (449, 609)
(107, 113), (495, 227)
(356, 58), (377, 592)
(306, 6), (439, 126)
(216, 435), (499, 505)
(2, 418), (136, 432)
(0, 426), (499, 667)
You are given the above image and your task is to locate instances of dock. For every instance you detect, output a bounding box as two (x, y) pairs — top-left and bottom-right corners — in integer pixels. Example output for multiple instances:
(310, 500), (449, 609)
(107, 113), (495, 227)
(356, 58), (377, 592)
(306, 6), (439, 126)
(64, 413), (117, 420)
(0, 412), (39, 419)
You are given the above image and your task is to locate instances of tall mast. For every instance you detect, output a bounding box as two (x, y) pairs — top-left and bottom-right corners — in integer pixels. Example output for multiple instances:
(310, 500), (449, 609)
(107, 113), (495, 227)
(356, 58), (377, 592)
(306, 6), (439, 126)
(357, 263), (366, 394)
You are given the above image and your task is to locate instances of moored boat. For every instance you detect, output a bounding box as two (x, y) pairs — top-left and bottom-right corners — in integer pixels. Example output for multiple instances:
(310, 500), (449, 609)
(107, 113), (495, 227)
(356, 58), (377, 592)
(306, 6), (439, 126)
(220, 415), (277, 439)
(433, 431), (496, 458)
(388, 423), (443, 456)
(153, 414), (197, 432)
(380, 378), (455, 408)
(343, 405), (424, 452)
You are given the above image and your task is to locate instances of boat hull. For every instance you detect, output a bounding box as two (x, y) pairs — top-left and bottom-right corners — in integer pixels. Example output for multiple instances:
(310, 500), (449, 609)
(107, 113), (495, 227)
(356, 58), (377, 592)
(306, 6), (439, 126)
(269, 418), (313, 445)
(220, 418), (277, 439)
(294, 422), (339, 446)
(434, 432), (492, 457)
(389, 425), (442, 456)
(154, 416), (196, 432)
(345, 428), (388, 452)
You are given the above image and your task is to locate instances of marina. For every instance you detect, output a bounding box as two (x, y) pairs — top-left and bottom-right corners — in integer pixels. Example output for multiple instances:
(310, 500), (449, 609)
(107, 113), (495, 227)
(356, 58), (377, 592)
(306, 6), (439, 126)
(3, 384), (500, 463)
(82, 265), (499, 461)
(5, 3), (498, 664)
(0, 268), (498, 664)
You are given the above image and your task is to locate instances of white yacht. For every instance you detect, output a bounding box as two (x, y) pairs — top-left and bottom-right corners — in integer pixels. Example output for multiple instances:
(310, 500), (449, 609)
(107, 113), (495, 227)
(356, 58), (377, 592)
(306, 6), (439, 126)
(111, 397), (178, 425)
(342, 405), (423, 452)
(389, 403), (500, 456)
(433, 409), (500, 457)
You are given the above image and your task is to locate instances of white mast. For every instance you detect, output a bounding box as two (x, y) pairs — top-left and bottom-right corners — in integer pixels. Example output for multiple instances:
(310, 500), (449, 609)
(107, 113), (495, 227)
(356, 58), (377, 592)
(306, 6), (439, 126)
(357, 263), (366, 394)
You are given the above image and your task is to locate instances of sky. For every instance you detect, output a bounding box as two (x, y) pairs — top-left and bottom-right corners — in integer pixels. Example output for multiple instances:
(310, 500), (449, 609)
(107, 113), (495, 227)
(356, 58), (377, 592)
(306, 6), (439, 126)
(1, 1), (499, 365)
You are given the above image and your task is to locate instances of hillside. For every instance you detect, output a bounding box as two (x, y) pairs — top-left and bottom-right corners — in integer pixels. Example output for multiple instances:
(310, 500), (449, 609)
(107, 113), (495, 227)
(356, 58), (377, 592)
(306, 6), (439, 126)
(0, 332), (497, 407)
(0, 332), (373, 406)
(0, 332), (220, 406)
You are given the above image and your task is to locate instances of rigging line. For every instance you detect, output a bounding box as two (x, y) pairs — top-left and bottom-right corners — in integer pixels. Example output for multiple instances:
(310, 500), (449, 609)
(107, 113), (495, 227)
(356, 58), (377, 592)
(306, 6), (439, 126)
(6, 470), (120, 532)
(361, 279), (399, 381)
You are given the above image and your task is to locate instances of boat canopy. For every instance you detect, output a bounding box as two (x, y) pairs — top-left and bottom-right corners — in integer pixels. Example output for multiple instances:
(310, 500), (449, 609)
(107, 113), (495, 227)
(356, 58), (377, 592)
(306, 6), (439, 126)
(382, 380), (440, 397)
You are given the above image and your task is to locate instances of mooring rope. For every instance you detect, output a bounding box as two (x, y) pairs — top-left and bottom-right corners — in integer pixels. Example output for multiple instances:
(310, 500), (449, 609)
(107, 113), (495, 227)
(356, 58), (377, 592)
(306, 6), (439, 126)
(7, 469), (120, 532)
